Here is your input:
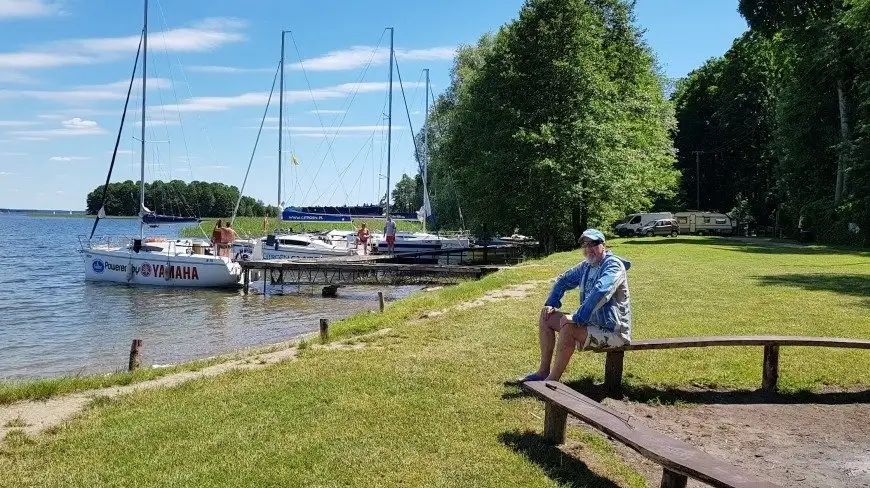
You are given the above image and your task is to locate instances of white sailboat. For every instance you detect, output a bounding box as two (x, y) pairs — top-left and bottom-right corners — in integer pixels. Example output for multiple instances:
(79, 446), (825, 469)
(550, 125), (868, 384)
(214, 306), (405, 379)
(80, 0), (243, 288)
(230, 30), (355, 262)
(372, 67), (470, 258)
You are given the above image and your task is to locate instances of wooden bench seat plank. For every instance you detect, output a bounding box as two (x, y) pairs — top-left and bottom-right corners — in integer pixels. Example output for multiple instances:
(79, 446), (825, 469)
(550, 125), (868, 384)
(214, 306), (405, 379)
(521, 380), (781, 488)
(610, 336), (870, 351)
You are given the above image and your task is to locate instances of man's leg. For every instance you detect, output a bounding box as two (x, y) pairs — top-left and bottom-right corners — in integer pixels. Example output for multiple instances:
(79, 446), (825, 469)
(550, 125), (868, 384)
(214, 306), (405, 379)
(535, 308), (565, 378)
(546, 323), (589, 381)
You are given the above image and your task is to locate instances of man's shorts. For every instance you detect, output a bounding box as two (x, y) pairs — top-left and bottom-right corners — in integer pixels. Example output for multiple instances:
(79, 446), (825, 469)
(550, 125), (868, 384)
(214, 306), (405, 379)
(578, 325), (627, 351)
(386, 235), (396, 245)
(541, 309), (626, 352)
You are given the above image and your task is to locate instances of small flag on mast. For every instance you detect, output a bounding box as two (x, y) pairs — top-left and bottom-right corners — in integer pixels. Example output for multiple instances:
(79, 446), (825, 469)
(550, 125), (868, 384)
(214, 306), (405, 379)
(291, 154), (299, 165)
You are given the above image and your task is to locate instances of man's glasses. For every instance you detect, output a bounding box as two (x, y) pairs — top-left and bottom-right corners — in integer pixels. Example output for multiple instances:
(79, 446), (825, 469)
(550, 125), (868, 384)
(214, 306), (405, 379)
(580, 240), (602, 248)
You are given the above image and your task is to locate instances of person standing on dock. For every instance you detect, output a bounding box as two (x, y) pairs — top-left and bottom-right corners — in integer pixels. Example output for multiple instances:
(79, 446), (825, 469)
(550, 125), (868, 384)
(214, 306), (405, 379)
(521, 229), (632, 382)
(384, 216), (397, 254)
(357, 223), (370, 255)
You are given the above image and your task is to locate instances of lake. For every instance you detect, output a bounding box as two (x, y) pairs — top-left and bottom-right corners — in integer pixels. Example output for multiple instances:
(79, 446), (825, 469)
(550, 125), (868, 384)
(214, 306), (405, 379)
(0, 214), (416, 380)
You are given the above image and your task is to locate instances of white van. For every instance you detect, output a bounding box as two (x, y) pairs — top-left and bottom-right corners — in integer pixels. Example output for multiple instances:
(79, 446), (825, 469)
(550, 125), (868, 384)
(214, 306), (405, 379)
(613, 212), (674, 237)
(674, 211), (735, 236)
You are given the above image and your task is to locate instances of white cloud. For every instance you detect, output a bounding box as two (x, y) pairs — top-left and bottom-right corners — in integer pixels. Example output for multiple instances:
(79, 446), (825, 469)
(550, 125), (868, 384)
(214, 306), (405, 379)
(267, 125), (401, 133)
(56, 18), (246, 54)
(0, 77), (171, 103)
(309, 109), (346, 115)
(0, 0), (59, 19)
(134, 119), (180, 127)
(156, 81), (424, 113)
(42, 108), (119, 117)
(15, 136), (47, 141)
(0, 120), (38, 127)
(196, 165), (228, 170)
(0, 70), (35, 83)
(195, 45), (456, 76)
(62, 117), (96, 129)
(0, 171), (13, 175)
(288, 45), (455, 72)
(49, 155), (90, 161)
(9, 117), (106, 138)
(0, 18), (245, 70)
(2, 151), (28, 156)
(187, 65), (272, 74)
(0, 52), (93, 70)
(55, 190), (64, 194)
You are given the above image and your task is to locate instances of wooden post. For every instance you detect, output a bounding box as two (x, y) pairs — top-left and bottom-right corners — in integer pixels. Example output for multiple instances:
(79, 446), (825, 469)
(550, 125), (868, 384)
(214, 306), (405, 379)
(542, 402), (568, 444)
(604, 351), (625, 396)
(378, 291), (385, 312)
(128, 339), (142, 371)
(660, 469), (688, 488)
(319, 319), (329, 342)
(243, 268), (249, 295)
(762, 344), (779, 392)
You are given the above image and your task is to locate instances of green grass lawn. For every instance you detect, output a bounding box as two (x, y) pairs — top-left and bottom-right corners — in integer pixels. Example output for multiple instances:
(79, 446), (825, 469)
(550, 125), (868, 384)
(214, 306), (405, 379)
(1, 237), (868, 487)
(181, 217), (424, 238)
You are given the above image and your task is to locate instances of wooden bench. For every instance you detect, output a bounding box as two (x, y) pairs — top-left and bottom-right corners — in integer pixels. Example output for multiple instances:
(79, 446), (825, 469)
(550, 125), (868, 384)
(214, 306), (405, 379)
(597, 336), (870, 394)
(521, 380), (781, 488)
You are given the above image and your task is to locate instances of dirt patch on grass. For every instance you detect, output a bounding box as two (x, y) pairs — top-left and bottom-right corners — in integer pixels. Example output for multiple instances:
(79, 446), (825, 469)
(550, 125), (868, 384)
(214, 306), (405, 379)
(421, 280), (549, 319)
(562, 395), (870, 487)
(0, 328), (396, 442)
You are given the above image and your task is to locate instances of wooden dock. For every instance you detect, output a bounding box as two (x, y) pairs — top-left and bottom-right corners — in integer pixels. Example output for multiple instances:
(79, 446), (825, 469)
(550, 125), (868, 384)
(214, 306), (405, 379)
(240, 257), (499, 294)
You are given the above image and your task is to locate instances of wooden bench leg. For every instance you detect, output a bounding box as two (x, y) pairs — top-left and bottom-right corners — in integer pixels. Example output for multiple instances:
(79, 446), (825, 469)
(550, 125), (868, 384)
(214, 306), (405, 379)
(543, 402), (568, 444)
(762, 344), (779, 392)
(604, 351), (625, 396)
(660, 468), (688, 488)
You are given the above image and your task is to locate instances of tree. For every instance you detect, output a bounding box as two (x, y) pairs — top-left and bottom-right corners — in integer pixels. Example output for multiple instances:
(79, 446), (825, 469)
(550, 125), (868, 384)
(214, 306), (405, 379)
(391, 174), (420, 213)
(426, 0), (677, 250)
(672, 33), (780, 224)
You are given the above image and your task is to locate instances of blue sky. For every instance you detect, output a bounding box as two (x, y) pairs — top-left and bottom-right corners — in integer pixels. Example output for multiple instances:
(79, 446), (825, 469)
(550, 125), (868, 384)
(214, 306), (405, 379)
(0, 0), (747, 211)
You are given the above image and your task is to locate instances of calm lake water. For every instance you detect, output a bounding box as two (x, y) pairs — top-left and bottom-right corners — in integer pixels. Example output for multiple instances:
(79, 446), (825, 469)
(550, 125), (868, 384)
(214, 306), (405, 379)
(0, 215), (417, 381)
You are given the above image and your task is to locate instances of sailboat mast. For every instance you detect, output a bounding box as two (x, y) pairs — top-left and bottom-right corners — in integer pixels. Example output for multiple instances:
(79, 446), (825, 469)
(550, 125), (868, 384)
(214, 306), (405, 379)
(423, 68), (429, 232)
(278, 30), (286, 217)
(139, 0), (148, 238)
(385, 27), (394, 217)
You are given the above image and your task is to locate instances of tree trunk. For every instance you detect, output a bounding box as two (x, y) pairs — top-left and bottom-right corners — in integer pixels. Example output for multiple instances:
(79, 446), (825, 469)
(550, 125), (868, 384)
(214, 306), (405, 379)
(571, 203), (584, 244)
(835, 78), (849, 203)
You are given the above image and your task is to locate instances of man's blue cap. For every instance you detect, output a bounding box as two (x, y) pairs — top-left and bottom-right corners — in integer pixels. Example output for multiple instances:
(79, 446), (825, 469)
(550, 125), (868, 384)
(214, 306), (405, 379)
(581, 228), (606, 243)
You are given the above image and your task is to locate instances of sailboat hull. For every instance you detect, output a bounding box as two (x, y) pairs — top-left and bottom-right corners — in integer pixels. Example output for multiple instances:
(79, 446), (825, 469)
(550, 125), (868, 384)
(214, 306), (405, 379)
(82, 249), (243, 288)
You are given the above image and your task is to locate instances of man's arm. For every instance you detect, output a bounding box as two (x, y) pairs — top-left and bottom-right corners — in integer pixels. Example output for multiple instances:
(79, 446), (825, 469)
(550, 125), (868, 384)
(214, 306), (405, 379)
(572, 258), (625, 324)
(544, 264), (584, 309)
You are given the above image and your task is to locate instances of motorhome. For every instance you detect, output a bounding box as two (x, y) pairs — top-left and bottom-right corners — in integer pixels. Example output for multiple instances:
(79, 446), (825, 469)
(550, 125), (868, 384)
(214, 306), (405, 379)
(674, 211), (736, 236)
(613, 212), (674, 237)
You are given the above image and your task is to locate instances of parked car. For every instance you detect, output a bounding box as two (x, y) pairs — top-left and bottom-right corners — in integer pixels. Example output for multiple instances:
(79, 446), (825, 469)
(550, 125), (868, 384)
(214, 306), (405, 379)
(613, 212), (674, 237)
(637, 218), (679, 237)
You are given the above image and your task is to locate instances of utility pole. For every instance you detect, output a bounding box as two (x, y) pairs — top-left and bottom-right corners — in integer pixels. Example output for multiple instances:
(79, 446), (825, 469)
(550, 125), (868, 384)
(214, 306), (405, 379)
(692, 150), (704, 210)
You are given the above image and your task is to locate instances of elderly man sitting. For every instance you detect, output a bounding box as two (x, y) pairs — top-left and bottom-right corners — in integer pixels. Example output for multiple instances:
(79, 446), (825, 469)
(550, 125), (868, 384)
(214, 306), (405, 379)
(522, 229), (633, 382)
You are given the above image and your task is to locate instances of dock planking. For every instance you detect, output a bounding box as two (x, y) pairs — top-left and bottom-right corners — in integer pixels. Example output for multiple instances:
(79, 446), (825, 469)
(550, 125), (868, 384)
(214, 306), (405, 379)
(239, 256), (499, 292)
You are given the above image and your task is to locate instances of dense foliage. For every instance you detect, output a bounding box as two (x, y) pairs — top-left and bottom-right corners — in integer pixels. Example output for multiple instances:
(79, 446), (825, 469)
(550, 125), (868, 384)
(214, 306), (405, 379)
(673, 0), (869, 245)
(85, 180), (280, 218)
(420, 0), (678, 250)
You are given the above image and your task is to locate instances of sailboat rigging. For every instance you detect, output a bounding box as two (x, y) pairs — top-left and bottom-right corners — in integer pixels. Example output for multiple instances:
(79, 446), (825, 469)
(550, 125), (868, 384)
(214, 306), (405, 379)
(79, 0), (243, 288)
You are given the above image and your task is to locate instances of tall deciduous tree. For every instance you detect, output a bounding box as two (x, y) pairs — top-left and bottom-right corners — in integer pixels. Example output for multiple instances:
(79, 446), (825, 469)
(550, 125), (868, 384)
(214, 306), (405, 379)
(425, 0), (677, 250)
